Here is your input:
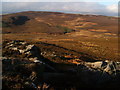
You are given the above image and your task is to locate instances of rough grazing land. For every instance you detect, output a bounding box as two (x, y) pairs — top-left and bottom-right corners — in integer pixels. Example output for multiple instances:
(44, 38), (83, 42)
(2, 40), (120, 89)
(1, 11), (119, 89)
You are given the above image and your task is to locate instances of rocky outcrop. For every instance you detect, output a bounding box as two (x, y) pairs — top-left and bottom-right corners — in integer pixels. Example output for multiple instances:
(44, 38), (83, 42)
(3, 40), (42, 62)
(85, 60), (120, 75)
(75, 61), (120, 88)
(2, 40), (120, 89)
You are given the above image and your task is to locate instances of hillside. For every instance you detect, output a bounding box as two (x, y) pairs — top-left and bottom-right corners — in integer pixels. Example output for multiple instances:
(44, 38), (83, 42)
(2, 40), (120, 89)
(2, 11), (120, 89)
(2, 11), (119, 62)
(2, 11), (118, 35)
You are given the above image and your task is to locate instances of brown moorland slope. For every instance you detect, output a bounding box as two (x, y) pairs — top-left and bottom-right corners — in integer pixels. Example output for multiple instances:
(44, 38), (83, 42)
(2, 11), (119, 62)
(2, 11), (118, 34)
(2, 11), (120, 89)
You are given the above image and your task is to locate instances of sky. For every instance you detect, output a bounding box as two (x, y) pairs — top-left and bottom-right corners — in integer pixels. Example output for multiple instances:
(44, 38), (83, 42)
(1, 0), (119, 16)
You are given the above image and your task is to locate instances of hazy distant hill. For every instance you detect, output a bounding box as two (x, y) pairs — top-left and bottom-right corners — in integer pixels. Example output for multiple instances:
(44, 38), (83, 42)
(2, 11), (118, 35)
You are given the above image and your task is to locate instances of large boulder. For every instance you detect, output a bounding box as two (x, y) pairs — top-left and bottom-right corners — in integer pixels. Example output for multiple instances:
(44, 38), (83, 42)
(85, 60), (120, 75)
(74, 60), (120, 88)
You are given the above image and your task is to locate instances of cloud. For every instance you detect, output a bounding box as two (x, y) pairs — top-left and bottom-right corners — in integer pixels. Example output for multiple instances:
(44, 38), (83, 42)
(107, 4), (118, 13)
(2, 2), (118, 16)
(1, 0), (119, 2)
(2, 0), (41, 2)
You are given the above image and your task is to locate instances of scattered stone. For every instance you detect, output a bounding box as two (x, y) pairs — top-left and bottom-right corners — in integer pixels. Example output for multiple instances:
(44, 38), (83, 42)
(19, 50), (25, 53)
(2, 40), (120, 89)
(3, 40), (41, 60)
(11, 47), (18, 50)
(85, 61), (107, 69)
(20, 42), (27, 45)
(26, 45), (35, 51)
(34, 60), (43, 63)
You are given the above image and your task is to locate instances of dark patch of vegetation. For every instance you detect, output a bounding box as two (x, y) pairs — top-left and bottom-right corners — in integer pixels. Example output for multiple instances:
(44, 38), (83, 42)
(56, 25), (75, 34)
(1, 15), (30, 27)
(1, 21), (11, 27)
(11, 16), (30, 25)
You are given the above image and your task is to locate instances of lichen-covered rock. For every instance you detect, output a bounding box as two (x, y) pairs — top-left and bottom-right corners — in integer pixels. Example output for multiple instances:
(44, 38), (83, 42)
(85, 61), (106, 69)
(104, 61), (120, 74)
(3, 40), (42, 62)
(85, 60), (120, 75)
